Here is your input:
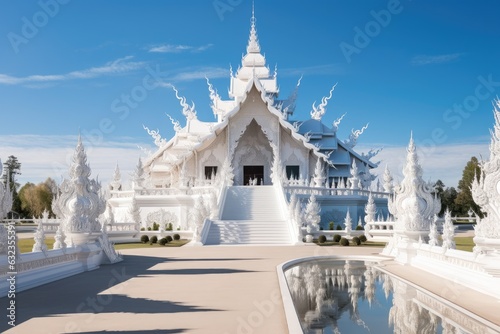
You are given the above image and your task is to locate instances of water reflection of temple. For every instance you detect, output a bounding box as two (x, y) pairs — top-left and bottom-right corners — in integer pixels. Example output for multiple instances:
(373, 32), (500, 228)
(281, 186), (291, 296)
(285, 260), (495, 333)
(285, 261), (376, 332)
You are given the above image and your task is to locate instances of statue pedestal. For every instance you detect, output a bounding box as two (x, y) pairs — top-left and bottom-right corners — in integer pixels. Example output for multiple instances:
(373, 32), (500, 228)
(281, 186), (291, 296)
(390, 230), (429, 265)
(474, 237), (500, 277)
(393, 239), (418, 265)
(66, 232), (102, 246)
(473, 237), (500, 255)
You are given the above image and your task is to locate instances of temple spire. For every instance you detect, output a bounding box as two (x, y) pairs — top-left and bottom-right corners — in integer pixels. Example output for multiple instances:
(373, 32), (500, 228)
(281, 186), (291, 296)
(246, 2), (260, 54)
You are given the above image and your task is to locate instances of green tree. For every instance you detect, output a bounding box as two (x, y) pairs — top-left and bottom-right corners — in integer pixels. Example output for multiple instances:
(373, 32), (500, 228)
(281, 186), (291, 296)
(433, 180), (445, 215)
(17, 182), (34, 218)
(441, 187), (459, 216)
(432, 180), (460, 216)
(455, 156), (482, 217)
(18, 179), (57, 218)
(1, 155), (21, 189)
(433, 179), (445, 197)
(2, 155), (22, 216)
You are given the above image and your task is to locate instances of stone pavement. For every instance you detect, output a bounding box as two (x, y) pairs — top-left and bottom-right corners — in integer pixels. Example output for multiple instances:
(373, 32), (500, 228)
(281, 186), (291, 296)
(2, 245), (380, 333)
(2, 243), (499, 333)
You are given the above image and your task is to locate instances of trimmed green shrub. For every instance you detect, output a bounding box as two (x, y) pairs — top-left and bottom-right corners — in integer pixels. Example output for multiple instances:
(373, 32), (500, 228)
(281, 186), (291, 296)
(150, 235), (158, 244)
(140, 227), (145, 231)
(140, 235), (149, 243)
(333, 234), (341, 242)
(159, 237), (168, 246)
(336, 225), (342, 230)
(359, 235), (367, 243)
(147, 227), (151, 231)
(152, 222), (159, 231)
(352, 236), (361, 245)
(173, 233), (180, 241)
(340, 237), (349, 246)
(318, 235), (327, 243)
(319, 226), (324, 231)
(166, 223), (173, 231)
(355, 225), (364, 231)
(166, 235), (173, 242)
(329, 222), (334, 230)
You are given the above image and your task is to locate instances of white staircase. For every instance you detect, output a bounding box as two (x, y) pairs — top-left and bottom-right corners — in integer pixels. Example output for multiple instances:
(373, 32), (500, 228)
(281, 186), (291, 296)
(205, 186), (292, 245)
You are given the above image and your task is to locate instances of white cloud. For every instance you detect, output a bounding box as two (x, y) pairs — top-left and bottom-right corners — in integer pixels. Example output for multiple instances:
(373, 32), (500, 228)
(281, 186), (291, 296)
(411, 53), (463, 66)
(280, 64), (344, 77)
(358, 141), (489, 188)
(169, 66), (228, 81)
(0, 135), (152, 187)
(154, 66), (228, 85)
(0, 56), (145, 86)
(148, 43), (213, 53)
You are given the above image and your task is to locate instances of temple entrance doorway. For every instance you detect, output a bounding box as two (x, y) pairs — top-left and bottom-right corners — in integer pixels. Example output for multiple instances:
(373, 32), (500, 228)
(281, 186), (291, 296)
(244, 165), (264, 185)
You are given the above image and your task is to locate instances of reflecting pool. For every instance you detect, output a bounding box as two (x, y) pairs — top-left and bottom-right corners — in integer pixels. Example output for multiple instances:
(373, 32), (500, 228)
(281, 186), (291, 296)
(284, 260), (498, 334)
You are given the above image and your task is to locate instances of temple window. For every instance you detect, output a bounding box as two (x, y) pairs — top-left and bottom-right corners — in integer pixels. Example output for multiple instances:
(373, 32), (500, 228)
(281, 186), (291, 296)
(286, 165), (300, 179)
(205, 166), (218, 179)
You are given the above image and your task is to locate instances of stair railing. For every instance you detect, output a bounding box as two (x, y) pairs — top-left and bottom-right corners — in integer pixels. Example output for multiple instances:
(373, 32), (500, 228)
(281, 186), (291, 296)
(216, 178), (229, 220)
(199, 218), (212, 245)
(273, 178), (297, 244)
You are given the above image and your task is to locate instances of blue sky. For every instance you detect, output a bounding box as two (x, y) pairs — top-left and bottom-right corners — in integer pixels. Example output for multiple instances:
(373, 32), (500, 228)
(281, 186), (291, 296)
(1, 0), (499, 188)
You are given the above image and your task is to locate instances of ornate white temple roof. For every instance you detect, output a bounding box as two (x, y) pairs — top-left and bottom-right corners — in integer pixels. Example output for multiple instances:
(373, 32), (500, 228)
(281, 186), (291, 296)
(143, 9), (378, 175)
(230, 8), (278, 99)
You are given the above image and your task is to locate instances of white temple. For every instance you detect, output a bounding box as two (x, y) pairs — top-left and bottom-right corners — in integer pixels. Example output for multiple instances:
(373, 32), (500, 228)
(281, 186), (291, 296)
(109, 10), (390, 244)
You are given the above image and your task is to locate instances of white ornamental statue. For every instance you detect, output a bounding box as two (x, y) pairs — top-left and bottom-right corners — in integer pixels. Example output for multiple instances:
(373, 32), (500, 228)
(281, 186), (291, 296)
(32, 219), (48, 253)
(441, 209), (455, 250)
(348, 160), (360, 190)
(428, 215), (439, 247)
(364, 192), (376, 223)
(110, 163), (122, 191)
(313, 157), (326, 188)
(0, 159), (13, 255)
(191, 195), (207, 242)
(51, 136), (106, 245)
(388, 134), (440, 243)
(270, 144), (283, 185)
(383, 165), (394, 194)
(344, 210), (353, 236)
(219, 156), (234, 186)
(304, 193), (320, 242)
(132, 158), (145, 189)
(471, 99), (500, 254)
(53, 224), (66, 250)
(0, 159), (13, 220)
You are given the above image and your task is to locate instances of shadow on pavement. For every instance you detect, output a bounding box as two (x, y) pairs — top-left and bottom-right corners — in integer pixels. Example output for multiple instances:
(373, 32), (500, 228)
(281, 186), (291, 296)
(1, 254), (239, 332)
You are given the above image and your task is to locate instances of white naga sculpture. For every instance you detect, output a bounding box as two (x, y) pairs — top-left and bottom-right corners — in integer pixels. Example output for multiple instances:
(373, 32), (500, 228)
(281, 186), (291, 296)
(310, 84), (336, 121)
(344, 124), (369, 149)
(471, 99), (500, 255)
(52, 136), (107, 246)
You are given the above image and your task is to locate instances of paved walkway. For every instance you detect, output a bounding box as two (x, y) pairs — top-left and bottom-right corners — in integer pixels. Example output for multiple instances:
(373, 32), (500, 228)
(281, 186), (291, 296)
(3, 243), (499, 333)
(3, 245), (380, 333)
